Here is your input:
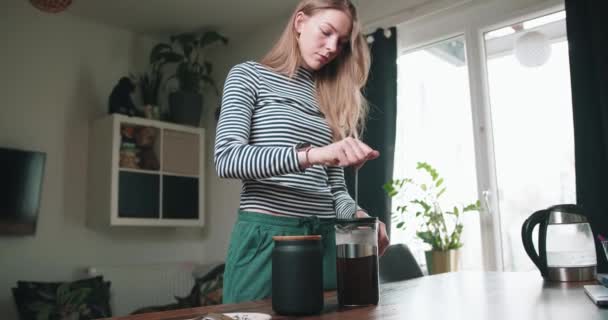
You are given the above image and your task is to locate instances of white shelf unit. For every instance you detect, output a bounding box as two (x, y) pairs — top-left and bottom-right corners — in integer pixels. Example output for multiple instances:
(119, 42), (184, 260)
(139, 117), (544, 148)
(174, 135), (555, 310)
(87, 114), (205, 227)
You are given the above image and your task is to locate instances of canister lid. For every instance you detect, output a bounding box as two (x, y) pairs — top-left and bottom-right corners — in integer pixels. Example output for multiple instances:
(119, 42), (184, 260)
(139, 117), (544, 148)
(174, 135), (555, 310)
(272, 235), (322, 241)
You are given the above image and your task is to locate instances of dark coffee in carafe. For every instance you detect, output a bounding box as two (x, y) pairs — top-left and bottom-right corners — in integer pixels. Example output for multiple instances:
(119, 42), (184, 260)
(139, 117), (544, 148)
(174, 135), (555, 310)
(336, 245), (379, 306)
(335, 218), (380, 307)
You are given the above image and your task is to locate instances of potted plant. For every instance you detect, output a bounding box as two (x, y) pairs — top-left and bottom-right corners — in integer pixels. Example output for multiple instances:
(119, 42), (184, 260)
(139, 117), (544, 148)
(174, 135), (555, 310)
(137, 68), (162, 120)
(383, 162), (481, 275)
(150, 31), (228, 126)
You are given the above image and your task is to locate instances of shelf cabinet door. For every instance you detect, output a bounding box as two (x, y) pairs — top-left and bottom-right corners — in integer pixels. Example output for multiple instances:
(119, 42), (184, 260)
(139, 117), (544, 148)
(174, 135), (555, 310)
(162, 175), (198, 219)
(162, 129), (199, 175)
(118, 171), (160, 218)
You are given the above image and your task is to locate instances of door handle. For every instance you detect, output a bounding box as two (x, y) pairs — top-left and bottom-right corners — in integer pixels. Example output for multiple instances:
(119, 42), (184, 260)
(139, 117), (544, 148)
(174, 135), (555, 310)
(482, 190), (491, 213)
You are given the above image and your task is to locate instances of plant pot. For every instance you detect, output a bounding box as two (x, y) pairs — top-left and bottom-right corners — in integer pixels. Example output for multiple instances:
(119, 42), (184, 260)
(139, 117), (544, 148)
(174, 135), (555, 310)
(169, 91), (203, 127)
(425, 249), (460, 275)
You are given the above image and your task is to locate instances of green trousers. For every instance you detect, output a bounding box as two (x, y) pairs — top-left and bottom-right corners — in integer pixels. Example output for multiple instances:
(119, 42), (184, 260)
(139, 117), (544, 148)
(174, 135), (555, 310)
(222, 211), (337, 304)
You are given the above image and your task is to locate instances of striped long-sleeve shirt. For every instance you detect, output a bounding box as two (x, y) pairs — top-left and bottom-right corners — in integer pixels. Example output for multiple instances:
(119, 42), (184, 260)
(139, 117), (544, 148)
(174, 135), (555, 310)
(214, 61), (358, 219)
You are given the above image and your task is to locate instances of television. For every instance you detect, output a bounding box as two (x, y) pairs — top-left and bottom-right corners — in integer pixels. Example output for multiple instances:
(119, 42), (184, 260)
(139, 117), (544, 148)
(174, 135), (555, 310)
(0, 147), (46, 235)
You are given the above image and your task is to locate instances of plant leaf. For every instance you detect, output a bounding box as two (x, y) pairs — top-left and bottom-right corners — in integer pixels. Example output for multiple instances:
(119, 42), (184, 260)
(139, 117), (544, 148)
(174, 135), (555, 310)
(416, 230), (435, 246)
(463, 200), (481, 212)
(383, 182), (391, 190)
(149, 43), (173, 65)
(68, 288), (92, 306)
(437, 187), (446, 198)
(199, 31), (229, 48)
(417, 162), (439, 181)
(157, 51), (183, 63)
(56, 283), (71, 305)
(172, 32), (198, 53)
(411, 199), (431, 212)
(435, 178), (444, 187)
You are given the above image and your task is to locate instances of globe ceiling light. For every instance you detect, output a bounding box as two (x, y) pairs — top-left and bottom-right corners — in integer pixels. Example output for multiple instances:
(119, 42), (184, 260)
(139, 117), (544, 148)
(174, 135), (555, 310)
(514, 31), (552, 68)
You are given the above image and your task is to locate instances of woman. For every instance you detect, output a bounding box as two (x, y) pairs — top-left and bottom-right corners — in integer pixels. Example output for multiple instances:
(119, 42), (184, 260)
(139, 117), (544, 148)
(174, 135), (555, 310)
(214, 0), (390, 304)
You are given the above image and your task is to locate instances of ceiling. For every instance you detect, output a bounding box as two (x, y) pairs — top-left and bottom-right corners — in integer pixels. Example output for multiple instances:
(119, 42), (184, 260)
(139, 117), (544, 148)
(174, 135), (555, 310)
(66, 0), (297, 37)
(65, 0), (436, 38)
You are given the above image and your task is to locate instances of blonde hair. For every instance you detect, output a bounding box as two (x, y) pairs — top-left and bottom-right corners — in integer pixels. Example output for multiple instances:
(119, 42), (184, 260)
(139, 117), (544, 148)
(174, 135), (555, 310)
(260, 0), (370, 140)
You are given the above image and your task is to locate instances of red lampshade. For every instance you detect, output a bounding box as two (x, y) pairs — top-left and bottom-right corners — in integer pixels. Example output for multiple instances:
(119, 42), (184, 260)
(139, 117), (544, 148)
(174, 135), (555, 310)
(30, 0), (73, 13)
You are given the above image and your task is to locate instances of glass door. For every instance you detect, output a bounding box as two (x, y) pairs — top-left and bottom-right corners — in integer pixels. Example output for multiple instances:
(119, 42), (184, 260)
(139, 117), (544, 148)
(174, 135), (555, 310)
(482, 11), (576, 271)
(393, 36), (483, 271)
(394, 1), (569, 270)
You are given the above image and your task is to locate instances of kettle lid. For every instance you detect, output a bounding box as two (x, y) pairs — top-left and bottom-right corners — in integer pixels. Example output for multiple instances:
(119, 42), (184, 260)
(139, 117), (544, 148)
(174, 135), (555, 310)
(547, 204), (588, 224)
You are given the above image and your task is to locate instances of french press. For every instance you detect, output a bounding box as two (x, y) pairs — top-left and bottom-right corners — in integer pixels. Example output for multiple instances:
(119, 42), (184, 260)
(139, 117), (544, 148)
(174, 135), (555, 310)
(335, 217), (379, 306)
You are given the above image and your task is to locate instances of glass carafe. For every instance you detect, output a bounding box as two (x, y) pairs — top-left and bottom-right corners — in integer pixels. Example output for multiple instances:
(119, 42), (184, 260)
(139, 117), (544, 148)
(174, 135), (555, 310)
(546, 215), (596, 268)
(335, 217), (379, 307)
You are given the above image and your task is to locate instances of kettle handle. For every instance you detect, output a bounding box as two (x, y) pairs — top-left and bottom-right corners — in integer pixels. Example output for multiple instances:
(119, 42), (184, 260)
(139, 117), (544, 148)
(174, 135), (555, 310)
(521, 209), (549, 276)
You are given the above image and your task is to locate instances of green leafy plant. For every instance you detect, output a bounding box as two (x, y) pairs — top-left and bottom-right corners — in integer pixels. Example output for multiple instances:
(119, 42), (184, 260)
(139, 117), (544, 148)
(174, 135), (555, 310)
(138, 70), (162, 106)
(384, 162), (481, 251)
(149, 31), (228, 94)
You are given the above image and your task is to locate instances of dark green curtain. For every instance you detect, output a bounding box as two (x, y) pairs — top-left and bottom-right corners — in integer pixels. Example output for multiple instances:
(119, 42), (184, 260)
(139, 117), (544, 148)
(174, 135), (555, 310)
(345, 27), (397, 236)
(565, 0), (608, 271)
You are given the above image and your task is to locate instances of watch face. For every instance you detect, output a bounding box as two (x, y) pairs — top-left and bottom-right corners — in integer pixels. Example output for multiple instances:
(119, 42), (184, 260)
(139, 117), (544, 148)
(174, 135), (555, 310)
(296, 142), (312, 150)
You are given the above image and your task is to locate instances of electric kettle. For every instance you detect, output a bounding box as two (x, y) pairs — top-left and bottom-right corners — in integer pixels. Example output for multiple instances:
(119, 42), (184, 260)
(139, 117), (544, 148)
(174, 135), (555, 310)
(521, 204), (597, 281)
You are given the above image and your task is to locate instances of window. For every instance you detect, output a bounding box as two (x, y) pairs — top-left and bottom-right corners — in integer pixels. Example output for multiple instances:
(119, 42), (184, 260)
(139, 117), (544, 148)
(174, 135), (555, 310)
(483, 10), (575, 271)
(392, 36), (482, 270)
(393, 1), (571, 271)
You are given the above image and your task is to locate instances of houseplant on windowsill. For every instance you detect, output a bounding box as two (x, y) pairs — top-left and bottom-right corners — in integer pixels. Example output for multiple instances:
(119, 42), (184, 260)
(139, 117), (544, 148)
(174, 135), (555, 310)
(150, 31), (228, 126)
(384, 162), (481, 275)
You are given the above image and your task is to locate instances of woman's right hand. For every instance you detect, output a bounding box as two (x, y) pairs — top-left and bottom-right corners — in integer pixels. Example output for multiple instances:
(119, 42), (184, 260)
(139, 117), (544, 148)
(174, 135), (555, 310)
(306, 137), (380, 168)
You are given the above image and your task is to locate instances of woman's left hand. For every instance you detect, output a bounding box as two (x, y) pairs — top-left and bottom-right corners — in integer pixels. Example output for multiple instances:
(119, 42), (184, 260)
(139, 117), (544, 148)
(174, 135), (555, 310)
(355, 211), (390, 256)
(377, 220), (389, 256)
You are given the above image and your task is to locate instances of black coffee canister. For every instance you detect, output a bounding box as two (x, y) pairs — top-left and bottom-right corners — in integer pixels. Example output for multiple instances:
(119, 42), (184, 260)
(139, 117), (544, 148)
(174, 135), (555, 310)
(272, 235), (324, 315)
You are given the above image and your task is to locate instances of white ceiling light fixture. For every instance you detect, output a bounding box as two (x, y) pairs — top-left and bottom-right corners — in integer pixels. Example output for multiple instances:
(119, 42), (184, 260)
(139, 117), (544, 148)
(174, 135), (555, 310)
(514, 31), (552, 68)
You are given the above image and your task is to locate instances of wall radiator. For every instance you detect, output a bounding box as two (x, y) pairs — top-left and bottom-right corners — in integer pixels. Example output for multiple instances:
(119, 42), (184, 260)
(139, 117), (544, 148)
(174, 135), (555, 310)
(86, 261), (199, 316)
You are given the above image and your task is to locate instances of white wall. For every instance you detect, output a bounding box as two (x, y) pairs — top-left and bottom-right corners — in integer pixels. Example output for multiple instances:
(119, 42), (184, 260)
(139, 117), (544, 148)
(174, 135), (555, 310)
(0, 1), (210, 318)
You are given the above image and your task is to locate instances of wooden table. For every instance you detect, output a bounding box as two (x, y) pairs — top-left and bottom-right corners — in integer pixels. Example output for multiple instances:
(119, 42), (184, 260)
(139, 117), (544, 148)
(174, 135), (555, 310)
(104, 272), (608, 319)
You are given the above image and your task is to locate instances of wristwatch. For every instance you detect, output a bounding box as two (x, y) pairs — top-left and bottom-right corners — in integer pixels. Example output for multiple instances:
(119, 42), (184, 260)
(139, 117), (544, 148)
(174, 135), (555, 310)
(295, 142), (312, 150)
(295, 142), (313, 168)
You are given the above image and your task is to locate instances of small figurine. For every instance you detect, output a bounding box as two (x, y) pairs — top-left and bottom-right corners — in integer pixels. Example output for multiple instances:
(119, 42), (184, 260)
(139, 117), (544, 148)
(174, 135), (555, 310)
(120, 125), (137, 148)
(136, 127), (160, 170)
(108, 77), (137, 116)
(119, 147), (140, 169)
